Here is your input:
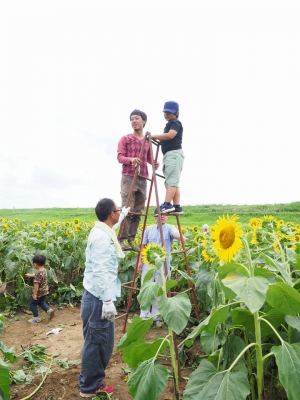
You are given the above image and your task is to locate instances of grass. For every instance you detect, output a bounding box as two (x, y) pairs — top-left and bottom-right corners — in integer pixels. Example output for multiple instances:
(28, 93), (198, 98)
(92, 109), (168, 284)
(1, 202), (299, 226)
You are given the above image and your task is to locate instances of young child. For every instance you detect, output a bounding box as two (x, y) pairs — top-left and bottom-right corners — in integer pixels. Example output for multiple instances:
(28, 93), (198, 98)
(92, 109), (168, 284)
(151, 101), (184, 215)
(25, 254), (54, 323)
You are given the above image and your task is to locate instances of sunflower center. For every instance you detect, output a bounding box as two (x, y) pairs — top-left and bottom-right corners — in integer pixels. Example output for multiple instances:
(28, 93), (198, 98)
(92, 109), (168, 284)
(219, 226), (235, 249)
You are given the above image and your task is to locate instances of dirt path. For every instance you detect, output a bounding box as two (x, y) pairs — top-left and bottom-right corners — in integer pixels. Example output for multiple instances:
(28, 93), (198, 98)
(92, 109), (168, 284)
(3, 305), (189, 400)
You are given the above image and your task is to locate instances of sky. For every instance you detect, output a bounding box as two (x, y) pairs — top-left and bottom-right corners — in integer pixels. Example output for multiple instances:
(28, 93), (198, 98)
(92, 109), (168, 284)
(0, 1), (299, 209)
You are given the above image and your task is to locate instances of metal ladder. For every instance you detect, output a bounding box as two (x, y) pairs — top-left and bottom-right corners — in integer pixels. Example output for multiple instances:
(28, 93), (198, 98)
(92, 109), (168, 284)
(117, 131), (200, 333)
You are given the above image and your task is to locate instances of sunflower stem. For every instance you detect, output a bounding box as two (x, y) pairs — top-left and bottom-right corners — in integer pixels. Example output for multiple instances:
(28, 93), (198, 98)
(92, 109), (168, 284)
(242, 237), (264, 400)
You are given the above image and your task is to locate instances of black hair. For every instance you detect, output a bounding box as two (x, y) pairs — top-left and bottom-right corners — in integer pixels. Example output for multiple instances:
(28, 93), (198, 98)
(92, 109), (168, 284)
(95, 198), (115, 222)
(130, 109), (147, 127)
(33, 254), (46, 266)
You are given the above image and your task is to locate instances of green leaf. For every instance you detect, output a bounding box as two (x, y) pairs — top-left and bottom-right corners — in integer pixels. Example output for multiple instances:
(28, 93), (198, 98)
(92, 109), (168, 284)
(195, 268), (214, 302)
(185, 315), (211, 347)
(182, 359), (250, 400)
(285, 315), (300, 331)
(222, 273), (269, 313)
(4, 259), (21, 280)
(122, 338), (168, 368)
(0, 357), (11, 400)
(137, 281), (160, 311)
(127, 359), (168, 400)
(205, 305), (229, 333)
(260, 308), (285, 337)
(266, 282), (300, 316)
(174, 269), (195, 284)
(47, 267), (58, 283)
(0, 342), (17, 363)
(261, 253), (292, 285)
(143, 269), (155, 283)
(185, 306), (229, 347)
(218, 262), (249, 279)
(116, 315), (153, 350)
(64, 256), (74, 271)
(201, 331), (220, 355)
(158, 293), (191, 334)
(272, 342), (300, 400)
(231, 308), (254, 334)
(165, 279), (179, 292)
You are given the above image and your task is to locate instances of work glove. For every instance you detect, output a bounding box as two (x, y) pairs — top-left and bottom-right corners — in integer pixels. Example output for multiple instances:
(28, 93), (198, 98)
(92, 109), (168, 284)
(113, 206), (130, 230)
(121, 206), (130, 217)
(102, 300), (117, 322)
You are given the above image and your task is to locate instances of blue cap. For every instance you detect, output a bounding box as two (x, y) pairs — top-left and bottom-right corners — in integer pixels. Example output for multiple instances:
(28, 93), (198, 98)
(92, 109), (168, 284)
(163, 101), (179, 114)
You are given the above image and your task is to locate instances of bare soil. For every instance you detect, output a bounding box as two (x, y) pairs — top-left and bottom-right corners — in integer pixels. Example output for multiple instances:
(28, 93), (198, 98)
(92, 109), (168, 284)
(3, 305), (197, 400)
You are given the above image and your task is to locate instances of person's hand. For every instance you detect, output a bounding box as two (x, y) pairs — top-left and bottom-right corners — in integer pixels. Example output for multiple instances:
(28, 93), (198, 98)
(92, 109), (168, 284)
(182, 235), (187, 244)
(154, 161), (159, 170)
(32, 294), (37, 300)
(121, 206), (130, 217)
(131, 157), (142, 166)
(25, 273), (31, 278)
(102, 301), (117, 322)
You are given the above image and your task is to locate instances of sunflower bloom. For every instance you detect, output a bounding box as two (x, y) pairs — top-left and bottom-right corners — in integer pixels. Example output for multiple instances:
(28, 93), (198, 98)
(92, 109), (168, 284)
(202, 249), (215, 263)
(141, 243), (166, 268)
(211, 215), (243, 263)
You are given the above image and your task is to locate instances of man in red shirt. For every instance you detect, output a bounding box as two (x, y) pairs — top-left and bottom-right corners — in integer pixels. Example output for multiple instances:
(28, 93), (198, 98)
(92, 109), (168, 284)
(117, 110), (158, 250)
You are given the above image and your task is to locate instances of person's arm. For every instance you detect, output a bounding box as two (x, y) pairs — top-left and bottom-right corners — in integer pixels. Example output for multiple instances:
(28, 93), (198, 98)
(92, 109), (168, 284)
(117, 136), (142, 166)
(25, 273), (35, 278)
(32, 282), (39, 300)
(146, 147), (159, 170)
(152, 129), (178, 141)
(172, 227), (187, 243)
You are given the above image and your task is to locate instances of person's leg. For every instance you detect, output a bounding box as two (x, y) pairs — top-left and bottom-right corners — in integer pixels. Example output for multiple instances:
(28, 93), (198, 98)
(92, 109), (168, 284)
(120, 175), (135, 242)
(128, 177), (147, 242)
(38, 295), (54, 319)
(29, 296), (39, 317)
(140, 264), (153, 319)
(163, 150), (184, 205)
(79, 291), (114, 394)
(151, 270), (164, 321)
(165, 187), (177, 203)
(173, 188), (181, 205)
(37, 295), (49, 312)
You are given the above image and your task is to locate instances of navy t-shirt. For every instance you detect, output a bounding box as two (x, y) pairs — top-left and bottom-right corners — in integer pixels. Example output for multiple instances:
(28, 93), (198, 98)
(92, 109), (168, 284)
(161, 119), (183, 155)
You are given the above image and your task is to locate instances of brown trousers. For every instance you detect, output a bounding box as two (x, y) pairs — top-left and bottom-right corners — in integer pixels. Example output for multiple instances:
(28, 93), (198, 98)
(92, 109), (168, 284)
(120, 175), (147, 242)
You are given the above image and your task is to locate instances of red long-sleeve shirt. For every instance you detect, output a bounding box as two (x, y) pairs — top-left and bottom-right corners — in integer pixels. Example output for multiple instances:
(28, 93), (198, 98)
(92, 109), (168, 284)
(117, 134), (152, 178)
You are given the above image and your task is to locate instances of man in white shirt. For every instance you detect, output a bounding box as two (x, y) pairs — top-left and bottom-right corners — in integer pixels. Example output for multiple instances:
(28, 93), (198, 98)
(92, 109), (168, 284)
(79, 198), (129, 398)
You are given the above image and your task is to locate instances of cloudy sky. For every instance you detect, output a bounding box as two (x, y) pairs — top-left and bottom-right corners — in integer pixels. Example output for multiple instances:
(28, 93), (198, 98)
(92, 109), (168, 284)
(0, 1), (299, 209)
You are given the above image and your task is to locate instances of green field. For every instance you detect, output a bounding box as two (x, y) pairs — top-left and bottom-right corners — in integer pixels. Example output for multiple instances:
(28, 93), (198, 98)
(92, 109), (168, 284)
(1, 202), (299, 226)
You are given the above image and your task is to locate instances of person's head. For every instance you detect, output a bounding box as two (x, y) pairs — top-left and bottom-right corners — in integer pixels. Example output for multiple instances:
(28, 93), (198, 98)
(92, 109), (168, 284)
(130, 109), (147, 129)
(202, 224), (209, 234)
(33, 254), (46, 268)
(154, 209), (168, 225)
(163, 101), (179, 121)
(95, 198), (121, 223)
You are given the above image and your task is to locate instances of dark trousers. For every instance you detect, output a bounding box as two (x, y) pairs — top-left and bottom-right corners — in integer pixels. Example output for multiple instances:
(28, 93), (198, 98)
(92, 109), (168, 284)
(79, 290), (114, 393)
(30, 295), (50, 317)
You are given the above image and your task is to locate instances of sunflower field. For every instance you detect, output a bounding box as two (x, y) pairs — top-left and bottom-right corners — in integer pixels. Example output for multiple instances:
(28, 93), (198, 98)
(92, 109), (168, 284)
(1, 214), (300, 399)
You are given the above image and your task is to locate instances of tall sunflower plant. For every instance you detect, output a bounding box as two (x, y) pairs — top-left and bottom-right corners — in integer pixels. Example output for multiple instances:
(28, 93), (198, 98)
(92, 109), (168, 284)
(182, 215), (300, 400)
(117, 243), (192, 400)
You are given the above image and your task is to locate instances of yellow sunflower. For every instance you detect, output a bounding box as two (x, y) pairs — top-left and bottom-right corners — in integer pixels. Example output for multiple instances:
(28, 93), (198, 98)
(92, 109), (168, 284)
(211, 215), (243, 263)
(249, 218), (262, 229)
(192, 226), (200, 234)
(194, 232), (205, 245)
(141, 243), (166, 268)
(201, 249), (215, 263)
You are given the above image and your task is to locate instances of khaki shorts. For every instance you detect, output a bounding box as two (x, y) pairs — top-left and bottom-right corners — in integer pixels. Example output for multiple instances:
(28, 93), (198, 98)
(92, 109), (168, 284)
(163, 149), (184, 188)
